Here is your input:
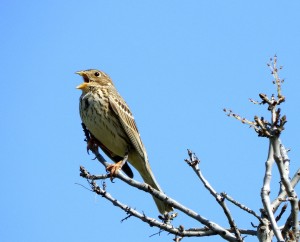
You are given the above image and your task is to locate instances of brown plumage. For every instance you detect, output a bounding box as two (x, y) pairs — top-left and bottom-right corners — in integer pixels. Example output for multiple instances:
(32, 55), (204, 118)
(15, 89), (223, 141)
(76, 69), (173, 214)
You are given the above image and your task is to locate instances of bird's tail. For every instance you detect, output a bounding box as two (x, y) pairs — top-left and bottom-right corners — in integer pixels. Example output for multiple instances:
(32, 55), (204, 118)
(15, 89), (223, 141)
(138, 161), (173, 214)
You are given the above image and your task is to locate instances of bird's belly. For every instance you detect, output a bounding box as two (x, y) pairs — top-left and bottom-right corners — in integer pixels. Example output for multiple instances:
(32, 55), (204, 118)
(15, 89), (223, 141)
(80, 97), (128, 157)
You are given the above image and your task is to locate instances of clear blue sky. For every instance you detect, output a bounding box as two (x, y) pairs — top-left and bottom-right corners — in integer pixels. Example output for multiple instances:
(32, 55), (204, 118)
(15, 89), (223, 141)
(2, 1), (300, 242)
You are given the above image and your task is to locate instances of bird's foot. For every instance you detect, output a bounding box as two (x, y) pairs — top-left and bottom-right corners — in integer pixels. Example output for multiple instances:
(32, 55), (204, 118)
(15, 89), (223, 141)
(86, 136), (99, 154)
(106, 154), (129, 181)
(106, 162), (122, 181)
(81, 123), (97, 153)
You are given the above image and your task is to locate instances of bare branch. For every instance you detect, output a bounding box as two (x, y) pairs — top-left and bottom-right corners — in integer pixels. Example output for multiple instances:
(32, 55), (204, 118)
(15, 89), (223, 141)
(185, 227), (256, 236)
(83, 178), (208, 238)
(80, 166), (109, 180)
(271, 168), (300, 212)
(281, 212), (295, 240)
(272, 138), (299, 240)
(249, 98), (262, 105)
(80, 164), (257, 240)
(275, 204), (288, 222)
(85, 149), (239, 242)
(223, 109), (259, 132)
(185, 150), (243, 242)
(221, 192), (263, 223)
(267, 55), (285, 101)
(257, 218), (274, 242)
(260, 140), (284, 241)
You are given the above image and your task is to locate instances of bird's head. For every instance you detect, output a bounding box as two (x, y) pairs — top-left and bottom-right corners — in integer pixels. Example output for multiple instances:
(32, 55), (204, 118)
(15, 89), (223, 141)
(76, 69), (113, 92)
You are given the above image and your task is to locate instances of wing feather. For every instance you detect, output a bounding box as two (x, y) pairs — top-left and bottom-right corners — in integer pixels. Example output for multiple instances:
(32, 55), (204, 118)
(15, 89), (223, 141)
(109, 95), (147, 160)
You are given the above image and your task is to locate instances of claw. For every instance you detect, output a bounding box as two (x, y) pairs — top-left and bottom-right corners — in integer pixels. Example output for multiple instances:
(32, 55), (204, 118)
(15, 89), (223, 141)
(106, 154), (129, 181)
(86, 136), (99, 154)
(106, 162), (123, 181)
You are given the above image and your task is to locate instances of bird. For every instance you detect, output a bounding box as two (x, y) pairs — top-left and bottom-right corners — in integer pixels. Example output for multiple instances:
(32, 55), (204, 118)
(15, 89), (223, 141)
(76, 69), (173, 214)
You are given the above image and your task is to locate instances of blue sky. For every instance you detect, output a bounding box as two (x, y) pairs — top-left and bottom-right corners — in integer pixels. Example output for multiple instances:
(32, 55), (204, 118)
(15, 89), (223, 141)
(2, 1), (300, 242)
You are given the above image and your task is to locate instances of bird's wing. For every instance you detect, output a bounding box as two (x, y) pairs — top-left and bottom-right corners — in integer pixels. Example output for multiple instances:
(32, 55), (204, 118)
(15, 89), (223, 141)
(109, 94), (147, 161)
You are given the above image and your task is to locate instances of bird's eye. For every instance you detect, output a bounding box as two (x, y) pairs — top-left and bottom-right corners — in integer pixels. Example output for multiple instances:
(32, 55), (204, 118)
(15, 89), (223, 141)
(94, 72), (100, 77)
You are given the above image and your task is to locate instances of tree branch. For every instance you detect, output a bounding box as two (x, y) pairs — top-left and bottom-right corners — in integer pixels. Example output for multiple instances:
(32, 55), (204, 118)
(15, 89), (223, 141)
(221, 192), (263, 223)
(185, 151), (243, 242)
(271, 168), (300, 212)
(260, 141), (284, 241)
(84, 148), (240, 242)
(80, 165), (256, 239)
(272, 138), (299, 240)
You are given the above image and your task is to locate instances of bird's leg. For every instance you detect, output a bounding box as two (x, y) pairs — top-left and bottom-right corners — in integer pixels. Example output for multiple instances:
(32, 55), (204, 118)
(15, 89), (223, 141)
(82, 123), (99, 154)
(106, 148), (130, 181)
(86, 134), (99, 154)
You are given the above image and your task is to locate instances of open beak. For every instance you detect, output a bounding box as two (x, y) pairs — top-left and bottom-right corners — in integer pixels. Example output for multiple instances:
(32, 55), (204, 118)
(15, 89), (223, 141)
(76, 82), (88, 90)
(76, 71), (88, 90)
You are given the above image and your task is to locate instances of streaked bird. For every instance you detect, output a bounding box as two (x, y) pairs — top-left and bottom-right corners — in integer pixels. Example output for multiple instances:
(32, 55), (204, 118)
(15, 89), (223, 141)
(76, 69), (173, 214)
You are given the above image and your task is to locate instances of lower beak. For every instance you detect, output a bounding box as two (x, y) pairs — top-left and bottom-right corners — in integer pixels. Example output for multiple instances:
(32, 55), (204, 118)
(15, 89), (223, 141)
(76, 82), (88, 90)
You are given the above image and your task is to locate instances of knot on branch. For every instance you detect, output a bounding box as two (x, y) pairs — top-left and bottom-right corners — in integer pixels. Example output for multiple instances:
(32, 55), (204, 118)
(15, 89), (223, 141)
(91, 180), (102, 195)
(80, 165), (90, 178)
(185, 149), (200, 167)
(158, 212), (178, 224)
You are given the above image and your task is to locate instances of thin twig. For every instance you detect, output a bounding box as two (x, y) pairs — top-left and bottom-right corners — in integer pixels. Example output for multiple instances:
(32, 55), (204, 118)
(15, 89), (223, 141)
(221, 193), (263, 223)
(275, 204), (287, 222)
(186, 150), (243, 242)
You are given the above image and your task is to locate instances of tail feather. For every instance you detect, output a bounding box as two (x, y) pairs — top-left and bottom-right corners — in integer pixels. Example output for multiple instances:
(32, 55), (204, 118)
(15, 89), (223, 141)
(139, 163), (173, 214)
(129, 152), (173, 214)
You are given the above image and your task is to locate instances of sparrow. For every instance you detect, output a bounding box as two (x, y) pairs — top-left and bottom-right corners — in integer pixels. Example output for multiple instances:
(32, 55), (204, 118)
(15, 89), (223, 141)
(76, 69), (173, 214)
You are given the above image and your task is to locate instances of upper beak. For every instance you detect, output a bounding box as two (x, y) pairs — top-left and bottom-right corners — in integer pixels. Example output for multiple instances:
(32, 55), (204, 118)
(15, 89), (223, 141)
(75, 71), (88, 90)
(75, 71), (84, 76)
